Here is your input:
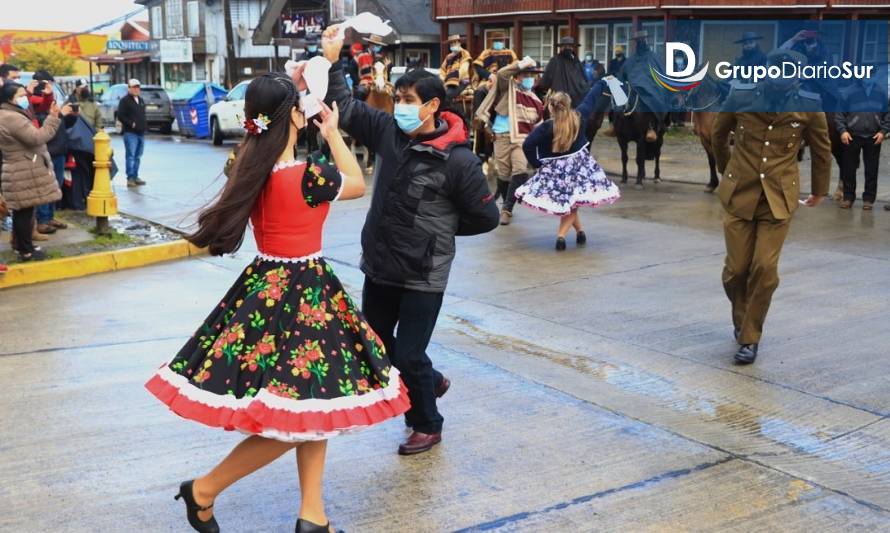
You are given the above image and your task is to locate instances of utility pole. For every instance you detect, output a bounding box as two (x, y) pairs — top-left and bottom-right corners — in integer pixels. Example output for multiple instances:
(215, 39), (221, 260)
(223, 0), (237, 88)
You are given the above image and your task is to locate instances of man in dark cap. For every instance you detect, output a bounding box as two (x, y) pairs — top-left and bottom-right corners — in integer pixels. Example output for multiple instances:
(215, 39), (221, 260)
(299, 34), (322, 61)
(539, 36), (589, 106)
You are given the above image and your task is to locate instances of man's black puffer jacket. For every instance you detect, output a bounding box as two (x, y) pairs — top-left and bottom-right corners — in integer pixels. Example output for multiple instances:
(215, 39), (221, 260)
(325, 62), (499, 293)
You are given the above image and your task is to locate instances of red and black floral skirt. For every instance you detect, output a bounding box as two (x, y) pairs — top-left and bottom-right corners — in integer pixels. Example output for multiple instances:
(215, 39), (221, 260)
(145, 255), (410, 442)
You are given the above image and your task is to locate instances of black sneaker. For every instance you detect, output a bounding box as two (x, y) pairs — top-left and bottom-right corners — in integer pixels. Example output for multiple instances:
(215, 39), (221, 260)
(576, 231), (587, 246)
(19, 248), (48, 262)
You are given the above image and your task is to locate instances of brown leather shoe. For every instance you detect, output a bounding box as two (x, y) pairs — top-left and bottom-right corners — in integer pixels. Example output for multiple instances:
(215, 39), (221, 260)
(398, 431), (441, 455)
(36, 223), (57, 234)
(838, 200), (853, 209)
(32, 230), (49, 241)
(499, 210), (512, 226)
(49, 219), (68, 229)
(436, 376), (451, 398)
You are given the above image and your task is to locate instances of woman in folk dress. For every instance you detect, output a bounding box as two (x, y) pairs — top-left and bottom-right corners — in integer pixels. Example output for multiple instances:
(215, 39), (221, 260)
(145, 74), (409, 533)
(516, 85), (620, 250)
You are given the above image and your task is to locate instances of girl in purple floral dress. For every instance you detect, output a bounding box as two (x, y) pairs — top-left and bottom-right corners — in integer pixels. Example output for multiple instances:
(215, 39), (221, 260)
(516, 85), (620, 250)
(145, 74), (408, 533)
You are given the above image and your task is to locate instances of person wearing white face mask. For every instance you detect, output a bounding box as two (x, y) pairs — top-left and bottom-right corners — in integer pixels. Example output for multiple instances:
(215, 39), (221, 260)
(475, 57), (544, 225)
(0, 81), (72, 261)
(320, 24), (499, 456)
(439, 34), (472, 105)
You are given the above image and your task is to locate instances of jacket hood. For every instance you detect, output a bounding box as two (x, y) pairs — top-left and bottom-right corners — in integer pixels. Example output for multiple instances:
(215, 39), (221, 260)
(420, 111), (468, 152)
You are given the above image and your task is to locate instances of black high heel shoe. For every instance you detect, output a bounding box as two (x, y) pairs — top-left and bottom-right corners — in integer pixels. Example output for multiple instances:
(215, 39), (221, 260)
(576, 231), (587, 246)
(295, 518), (344, 533)
(555, 237), (567, 251)
(174, 480), (220, 533)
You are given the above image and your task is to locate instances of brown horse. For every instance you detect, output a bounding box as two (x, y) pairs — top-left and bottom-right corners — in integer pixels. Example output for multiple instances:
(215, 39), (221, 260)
(613, 84), (668, 189)
(674, 76), (725, 192)
(357, 77), (394, 173)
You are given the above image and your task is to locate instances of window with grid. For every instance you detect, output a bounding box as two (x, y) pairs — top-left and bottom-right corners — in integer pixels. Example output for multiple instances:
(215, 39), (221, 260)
(522, 27), (554, 66)
(642, 21), (665, 57)
(187, 1), (200, 37)
(861, 21), (884, 63)
(613, 23), (631, 55)
(151, 6), (163, 38)
(165, 0), (184, 38)
(580, 25), (608, 63)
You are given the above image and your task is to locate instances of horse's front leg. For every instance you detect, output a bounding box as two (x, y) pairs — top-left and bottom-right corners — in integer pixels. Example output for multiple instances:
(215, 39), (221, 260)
(619, 139), (629, 184)
(635, 138), (646, 190)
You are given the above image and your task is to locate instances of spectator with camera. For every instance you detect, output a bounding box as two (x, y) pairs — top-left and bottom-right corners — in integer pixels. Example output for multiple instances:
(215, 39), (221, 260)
(0, 81), (72, 261)
(29, 71), (69, 234)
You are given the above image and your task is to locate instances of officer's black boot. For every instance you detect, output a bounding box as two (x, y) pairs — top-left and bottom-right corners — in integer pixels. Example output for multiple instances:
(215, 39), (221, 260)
(734, 344), (759, 365)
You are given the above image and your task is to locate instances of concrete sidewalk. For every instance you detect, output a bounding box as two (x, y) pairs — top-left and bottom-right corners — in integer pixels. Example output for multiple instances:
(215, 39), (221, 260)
(1, 133), (887, 532)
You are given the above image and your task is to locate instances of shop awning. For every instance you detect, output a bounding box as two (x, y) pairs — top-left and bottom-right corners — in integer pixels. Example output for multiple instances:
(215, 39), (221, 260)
(81, 52), (151, 65)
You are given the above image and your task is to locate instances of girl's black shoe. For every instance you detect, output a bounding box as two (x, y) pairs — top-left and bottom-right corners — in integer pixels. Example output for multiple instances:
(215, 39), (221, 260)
(576, 231), (587, 246)
(296, 518), (344, 533)
(174, 480), (219, 533)
(555, 237), (567, 251)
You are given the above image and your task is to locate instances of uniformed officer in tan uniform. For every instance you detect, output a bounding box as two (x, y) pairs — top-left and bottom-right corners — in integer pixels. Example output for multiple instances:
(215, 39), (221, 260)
(713, 49), (831, 364)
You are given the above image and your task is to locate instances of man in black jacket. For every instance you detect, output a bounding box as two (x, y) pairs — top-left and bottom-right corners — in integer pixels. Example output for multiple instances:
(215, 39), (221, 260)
(117, 79), (147, 186)
(834, 76), (890, 210)
(321, 25), (499, 455)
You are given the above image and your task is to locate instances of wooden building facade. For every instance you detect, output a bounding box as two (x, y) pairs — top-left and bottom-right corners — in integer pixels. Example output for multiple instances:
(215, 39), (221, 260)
(431, 1), (890, 67)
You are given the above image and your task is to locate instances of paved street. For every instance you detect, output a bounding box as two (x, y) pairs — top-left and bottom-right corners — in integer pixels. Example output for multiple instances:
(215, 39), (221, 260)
(1, 133), (888, 532)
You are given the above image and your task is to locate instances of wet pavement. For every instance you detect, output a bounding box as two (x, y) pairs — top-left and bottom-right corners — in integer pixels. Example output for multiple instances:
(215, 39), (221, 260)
(1, 133), (888, 532)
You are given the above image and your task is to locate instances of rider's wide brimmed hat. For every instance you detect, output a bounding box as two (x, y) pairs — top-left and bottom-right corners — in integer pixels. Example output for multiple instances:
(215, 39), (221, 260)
(734, 31), (764, 44)
(363, 34), (388, 46)
(488, 30), (508, 41)
(447, 34), (463, 43)
(558, 36), (580, 47)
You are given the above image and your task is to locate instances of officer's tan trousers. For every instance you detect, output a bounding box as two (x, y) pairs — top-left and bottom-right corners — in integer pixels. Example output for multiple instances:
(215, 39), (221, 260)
(722, 198), (791, 345)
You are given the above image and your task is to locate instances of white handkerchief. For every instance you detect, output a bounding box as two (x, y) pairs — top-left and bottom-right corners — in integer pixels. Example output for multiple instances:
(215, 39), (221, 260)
(335, 12), (393, 40)
(603, 75), (628, 107)
(286, 56), (331, 118)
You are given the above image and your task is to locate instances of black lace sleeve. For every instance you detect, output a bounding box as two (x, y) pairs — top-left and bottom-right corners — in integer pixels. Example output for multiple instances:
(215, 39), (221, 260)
(302, 151), (344, 208)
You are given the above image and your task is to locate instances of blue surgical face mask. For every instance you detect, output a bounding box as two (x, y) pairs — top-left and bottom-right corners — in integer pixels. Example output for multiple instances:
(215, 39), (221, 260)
(450, 45), (461, 53)
(371, 45), (382, 53)
(394, 102), (427, 133)
(307, 45), (318, 53)
(493, 41), (505, 51)
(15, 95), (29, 110)
(521, 77), (534, 91)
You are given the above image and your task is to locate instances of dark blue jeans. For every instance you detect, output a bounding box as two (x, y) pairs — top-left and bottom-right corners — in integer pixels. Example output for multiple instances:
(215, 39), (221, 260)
(362, 278), (446, 434)
(123, 132), (145, 179)
(36, 154), (66, 224)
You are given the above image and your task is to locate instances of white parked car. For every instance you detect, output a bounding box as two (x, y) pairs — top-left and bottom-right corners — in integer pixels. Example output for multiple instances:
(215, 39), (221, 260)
(209, 80), (250, 145)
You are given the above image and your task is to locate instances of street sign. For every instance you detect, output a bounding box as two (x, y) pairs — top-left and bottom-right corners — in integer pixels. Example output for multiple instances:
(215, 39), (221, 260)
(159, 39), (193, 63)
(106, 40), (151, 52)
(281, 13), (326, 38)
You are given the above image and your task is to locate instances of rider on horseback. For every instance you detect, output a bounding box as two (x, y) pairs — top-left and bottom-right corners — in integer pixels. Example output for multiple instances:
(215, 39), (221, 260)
(616, 30), (670, 142)
(440, 34), (472, 102)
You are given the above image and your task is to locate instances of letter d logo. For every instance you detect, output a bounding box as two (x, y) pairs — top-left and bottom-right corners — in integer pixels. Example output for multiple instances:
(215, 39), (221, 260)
(666, 42), (696, 77)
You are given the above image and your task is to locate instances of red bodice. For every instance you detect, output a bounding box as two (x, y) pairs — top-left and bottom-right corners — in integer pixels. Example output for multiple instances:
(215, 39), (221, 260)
(251, 161), (331, 258)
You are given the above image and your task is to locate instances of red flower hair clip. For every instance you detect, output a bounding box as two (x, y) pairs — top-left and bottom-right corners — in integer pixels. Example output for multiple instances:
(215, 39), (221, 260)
(241, 113), (271, 136)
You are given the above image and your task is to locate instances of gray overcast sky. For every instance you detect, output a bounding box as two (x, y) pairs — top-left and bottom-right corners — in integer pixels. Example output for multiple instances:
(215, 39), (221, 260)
(4, 0), (145, 33)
